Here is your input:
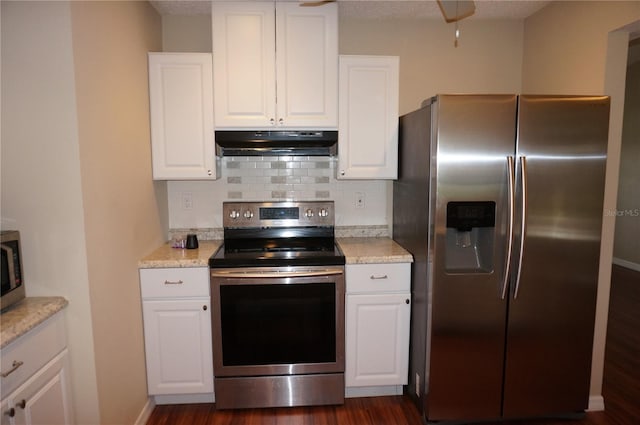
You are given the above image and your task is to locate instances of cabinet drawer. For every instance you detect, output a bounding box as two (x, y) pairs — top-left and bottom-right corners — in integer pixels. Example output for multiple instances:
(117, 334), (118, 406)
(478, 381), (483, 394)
(140, 267), (210, 299)
(346, 263), (410, 294)
(0, 312), (66, 397)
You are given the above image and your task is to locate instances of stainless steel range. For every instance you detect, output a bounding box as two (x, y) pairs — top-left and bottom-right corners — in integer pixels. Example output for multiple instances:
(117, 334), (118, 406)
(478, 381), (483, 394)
(209, 201), (345, 409)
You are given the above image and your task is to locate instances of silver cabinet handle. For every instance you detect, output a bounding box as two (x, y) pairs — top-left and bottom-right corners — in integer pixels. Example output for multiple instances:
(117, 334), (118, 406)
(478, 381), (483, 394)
(370, 274), (388, 280)
(164, 280), (183, 285)
(501, 156), (515, 299)
(278, 118), (284, 125)
(1, 360), (24, 378)
(207, 169), (212, 176)
(270, 118), (275, 125)
(514, 155), (527, 300)
(340, 170), (345, 176)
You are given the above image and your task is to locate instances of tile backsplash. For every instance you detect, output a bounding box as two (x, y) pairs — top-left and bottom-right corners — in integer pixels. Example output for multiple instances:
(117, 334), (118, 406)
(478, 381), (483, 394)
(168, 156), (390, 230)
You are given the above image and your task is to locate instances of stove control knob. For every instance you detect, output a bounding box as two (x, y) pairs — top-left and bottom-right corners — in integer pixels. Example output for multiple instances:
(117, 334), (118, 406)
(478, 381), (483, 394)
(319, 208), (329, 218)
(243, 210), (254, 219)
(305, 208), (314, 218)
(229, 210), (240, 219)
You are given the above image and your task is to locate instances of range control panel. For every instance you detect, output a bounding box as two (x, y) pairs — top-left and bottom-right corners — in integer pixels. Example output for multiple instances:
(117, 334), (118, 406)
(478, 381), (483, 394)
(222, 201), (335, 228)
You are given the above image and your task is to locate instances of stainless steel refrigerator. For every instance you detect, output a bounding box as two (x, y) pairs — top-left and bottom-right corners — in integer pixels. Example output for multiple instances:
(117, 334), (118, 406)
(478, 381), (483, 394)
(393, 95), (610, 422)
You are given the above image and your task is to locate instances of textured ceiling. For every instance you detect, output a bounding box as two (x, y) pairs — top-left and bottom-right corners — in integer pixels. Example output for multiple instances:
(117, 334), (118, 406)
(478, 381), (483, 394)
(149, 0), (552, 20)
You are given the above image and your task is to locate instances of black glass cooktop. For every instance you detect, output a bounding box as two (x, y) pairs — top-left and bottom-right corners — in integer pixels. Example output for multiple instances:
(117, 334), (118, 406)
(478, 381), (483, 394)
(209, 238), (345, 268)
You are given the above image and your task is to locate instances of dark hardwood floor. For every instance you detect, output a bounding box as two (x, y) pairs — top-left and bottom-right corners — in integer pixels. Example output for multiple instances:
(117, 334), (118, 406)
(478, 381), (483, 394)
(601, 264), (640, 425)
(146, 265), (640, 425)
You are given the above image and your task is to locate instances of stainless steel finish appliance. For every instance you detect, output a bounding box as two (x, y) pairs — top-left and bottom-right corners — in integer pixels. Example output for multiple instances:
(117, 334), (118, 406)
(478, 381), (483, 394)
(1, 230), (26, 311)
(210, 201), (345, 409)
(393, 95), (610, 422)
(215, 130), (338, 156)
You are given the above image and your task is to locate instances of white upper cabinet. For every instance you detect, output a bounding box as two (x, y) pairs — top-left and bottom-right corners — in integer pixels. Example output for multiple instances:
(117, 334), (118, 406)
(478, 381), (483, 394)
(148, 53), (217, 180)
(212, 2), (275, 128)
(338, 56), (400, 179)
(275, 3), (338, 128)
(212, 2), (338, 129)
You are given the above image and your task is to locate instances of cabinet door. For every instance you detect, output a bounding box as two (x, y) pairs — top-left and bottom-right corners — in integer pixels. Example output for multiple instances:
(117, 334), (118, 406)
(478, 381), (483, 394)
(275, 2), (338, 128)
(10, 350), (73, 425)
(346, 293), (410, 387)
(142, 299), (213, 395)
(338, 56), (399, 179)
(212, 2), (276, 128)
(148, 53), (216, 180)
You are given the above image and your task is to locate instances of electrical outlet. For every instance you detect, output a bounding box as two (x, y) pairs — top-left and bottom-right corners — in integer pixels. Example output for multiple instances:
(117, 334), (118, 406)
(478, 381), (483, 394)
(181, 192), (193, 210)
(355, 192), (365, 209)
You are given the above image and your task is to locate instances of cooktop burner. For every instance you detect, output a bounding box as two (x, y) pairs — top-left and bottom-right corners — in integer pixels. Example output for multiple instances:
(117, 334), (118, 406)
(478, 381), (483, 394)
(209, 201), (345, 268)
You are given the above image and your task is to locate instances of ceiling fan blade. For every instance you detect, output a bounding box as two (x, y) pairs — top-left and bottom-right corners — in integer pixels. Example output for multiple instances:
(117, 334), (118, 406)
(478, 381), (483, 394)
(437, 0), (475, 23)
(299, 0), (336, 7)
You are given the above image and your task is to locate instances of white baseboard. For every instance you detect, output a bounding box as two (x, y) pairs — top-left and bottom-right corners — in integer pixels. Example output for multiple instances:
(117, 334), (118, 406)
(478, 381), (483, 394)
(587, 395), (605, 412)
(154, 393), (215, 405)
(613, 257), (640, 272)
(345, 385), (403, 398)
(134, 397), (156, 425)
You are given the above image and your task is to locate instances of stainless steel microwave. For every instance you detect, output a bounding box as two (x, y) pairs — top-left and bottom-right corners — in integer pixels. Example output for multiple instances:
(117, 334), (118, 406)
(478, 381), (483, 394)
(1, 230), (26, 310)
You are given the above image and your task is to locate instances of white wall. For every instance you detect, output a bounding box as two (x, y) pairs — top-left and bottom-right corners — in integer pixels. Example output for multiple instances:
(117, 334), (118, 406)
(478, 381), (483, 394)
(69, 2), (163, 423)
(1, 2), (100, 422)
(162, 14), (211, 52)
(1, 1), (164, 423)
(339, 17), (524, 114)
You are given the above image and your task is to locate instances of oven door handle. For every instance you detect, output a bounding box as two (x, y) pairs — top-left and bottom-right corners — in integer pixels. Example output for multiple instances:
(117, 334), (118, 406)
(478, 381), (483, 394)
(210, 268), (344, 278)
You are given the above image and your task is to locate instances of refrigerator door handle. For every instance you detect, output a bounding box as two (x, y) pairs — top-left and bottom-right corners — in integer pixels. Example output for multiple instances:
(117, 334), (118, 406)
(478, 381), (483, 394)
(501, 155), (516, 299)
(513, 155), (528, 299)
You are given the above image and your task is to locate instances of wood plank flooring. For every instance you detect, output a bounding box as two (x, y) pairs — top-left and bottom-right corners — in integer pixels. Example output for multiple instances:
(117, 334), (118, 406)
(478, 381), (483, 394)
(601, 264), (640, 425)
(147, 397), (617, 425)
(146, 265), (640, 425)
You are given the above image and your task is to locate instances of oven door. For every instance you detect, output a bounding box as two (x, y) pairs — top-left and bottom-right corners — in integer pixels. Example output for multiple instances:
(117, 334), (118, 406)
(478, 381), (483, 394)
(210, 266), (345, 378)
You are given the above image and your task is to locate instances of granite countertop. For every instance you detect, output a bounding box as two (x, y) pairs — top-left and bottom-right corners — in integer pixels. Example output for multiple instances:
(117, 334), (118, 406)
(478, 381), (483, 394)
(337, 237), (413, 264)
(1, 297), (68, 349)
(139, 238), (412, 268)
(138, 240), (222, 268)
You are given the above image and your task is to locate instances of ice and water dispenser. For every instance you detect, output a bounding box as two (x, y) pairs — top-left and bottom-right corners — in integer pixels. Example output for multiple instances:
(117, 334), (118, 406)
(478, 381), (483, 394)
(445, 201), (496, 273)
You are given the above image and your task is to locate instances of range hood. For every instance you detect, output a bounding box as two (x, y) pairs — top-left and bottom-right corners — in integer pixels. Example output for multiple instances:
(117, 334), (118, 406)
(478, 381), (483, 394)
(215, 130), (338, 156)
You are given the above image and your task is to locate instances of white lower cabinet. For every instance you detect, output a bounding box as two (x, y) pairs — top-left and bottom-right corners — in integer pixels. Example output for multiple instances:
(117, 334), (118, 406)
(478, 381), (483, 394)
(139, 267), (214, 402)
(345, 263), (411, 394)
(0, 313), (73, 425)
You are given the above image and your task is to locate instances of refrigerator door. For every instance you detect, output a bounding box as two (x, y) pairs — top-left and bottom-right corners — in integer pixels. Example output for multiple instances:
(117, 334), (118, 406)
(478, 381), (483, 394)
(425, 95), (517, 421)
(503, 95), (610, 417)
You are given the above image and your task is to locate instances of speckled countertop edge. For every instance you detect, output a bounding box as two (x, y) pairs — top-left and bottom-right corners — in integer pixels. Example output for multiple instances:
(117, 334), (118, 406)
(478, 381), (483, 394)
(138, 240), (222, 268)
(1, 297), (68, 349)
(337, 237), (413, 264)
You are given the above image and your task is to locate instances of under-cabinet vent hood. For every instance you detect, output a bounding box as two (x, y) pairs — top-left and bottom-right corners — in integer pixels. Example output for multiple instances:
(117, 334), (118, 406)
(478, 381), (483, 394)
(215, 130), (338, 157)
